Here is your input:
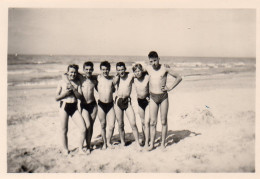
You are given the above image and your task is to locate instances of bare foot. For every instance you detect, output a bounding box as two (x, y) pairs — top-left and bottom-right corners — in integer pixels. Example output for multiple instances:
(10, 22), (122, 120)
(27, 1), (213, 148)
(86, 145), (93, 150)
(135, 144), (143, 151)
(102, 144), (107, 150)
(160, 144), (166, 150)
(78, 148), (87, 155)
(144, 143), (149, 150)
(139, 139), (144, 146)
(147, 145), (154, 151)
(86, 149), (91, 155)
(107, 143), (115, 149)
(120, 142), (126, 147)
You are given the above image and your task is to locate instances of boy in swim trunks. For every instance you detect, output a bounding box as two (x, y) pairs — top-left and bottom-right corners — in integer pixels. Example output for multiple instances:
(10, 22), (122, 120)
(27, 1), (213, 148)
(114, 62), (142, 149)
(78, 61), (98, 154)
(56, 64), (87, 155)
(132, 63), (150, 149)
(62, 62), (97, 154)
(96, 61), (118, 149)
(146, 51), (182, 150)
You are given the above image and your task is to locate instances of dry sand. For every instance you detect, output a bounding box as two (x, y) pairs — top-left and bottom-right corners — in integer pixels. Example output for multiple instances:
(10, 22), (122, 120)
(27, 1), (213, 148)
(7, 72), (255, 173)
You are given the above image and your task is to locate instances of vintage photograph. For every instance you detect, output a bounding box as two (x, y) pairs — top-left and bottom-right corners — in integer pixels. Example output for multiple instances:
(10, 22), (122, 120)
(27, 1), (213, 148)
(7, 8), (255, 173)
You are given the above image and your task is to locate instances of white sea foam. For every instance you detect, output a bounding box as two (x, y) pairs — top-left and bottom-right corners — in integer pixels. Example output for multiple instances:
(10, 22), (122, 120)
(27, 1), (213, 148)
(44, 69), (62, 73)
(13, 80), (58, 87)
(8, 70), (36, 75)
(234, 62), (245, 66)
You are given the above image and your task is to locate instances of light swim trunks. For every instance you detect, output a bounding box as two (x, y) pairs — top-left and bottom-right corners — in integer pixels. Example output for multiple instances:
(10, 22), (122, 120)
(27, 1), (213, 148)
(150, 92), (168, 105)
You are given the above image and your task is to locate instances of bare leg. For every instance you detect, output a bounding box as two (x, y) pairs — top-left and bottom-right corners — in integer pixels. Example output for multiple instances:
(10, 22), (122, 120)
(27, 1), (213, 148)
(148, 99), (159, 151)
(98, 106), (107, 150)
(59, 109), (69, 155)
(138, 106), (146, 144)
(71, 110), (87, 154)
(81, 109), (91, 147)
(114, 103), (125, 146)
(126, 105), (141, 148)
(106, 107), (116, 148)
(144, 106), (150, 149)
(88, 105), (97, 151)
(160, 98), (169, 149)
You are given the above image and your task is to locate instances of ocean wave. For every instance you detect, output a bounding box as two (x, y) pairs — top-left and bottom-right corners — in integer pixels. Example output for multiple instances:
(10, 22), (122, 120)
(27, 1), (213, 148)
(9, 80), (58, 87)
(43, 69), (63, 73)
(234, 62), (245, 66)
(8, 70), (37, 75)
(173, 62), (246, 69)
(8, 61), (59, 65)
(193, 67), (210, 70)
(8, 69), (63, 75)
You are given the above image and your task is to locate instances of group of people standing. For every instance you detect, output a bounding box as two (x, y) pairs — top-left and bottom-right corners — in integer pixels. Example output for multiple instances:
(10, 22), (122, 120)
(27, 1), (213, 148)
(55, 51), (182, 155)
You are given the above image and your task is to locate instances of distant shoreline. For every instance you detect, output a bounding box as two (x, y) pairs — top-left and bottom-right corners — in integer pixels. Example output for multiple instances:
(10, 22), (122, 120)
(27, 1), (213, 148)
(7, 53), (256, 59)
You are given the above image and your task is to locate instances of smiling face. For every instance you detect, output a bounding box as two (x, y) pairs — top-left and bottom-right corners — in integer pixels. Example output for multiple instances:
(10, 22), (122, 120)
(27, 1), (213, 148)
(149, 57), (160, 69)
(133, 67), (143, 79)
(67, 67), (77, 80)
(116, 66), (126, 77)
(100, 65), (110, 77)
(83, 65), (93, 78)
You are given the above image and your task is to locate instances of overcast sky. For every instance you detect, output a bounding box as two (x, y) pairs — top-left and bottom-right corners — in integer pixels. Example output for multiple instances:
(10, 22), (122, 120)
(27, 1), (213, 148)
(8, 8), (255, 57)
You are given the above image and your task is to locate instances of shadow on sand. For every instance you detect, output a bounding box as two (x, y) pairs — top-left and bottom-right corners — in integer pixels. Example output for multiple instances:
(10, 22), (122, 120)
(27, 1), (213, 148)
(90, 130), (201, 150)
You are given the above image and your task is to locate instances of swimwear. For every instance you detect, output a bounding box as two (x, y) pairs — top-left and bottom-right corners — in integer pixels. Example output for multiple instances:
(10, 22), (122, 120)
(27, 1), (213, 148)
(115, 96), (131, 111)
(80, 100), (97, 114)
(60, 101), (78, 116)
(137, 97), (149, 111)
(98, 100), (114, 114)
(150, 92), (168, 105)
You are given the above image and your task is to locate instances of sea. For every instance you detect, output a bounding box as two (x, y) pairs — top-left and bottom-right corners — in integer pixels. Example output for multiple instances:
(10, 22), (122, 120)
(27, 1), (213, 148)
(7, 54), (256, 87)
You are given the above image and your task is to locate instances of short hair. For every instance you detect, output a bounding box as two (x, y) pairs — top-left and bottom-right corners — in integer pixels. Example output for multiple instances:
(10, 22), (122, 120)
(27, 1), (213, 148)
(67, 64), (79, 72)
(83, 61), (94, 69)
(100, 61), (111, 70)
(132, 63), (144, 72)
(148, 51), (159, 59)
(116, 62), (126, 69)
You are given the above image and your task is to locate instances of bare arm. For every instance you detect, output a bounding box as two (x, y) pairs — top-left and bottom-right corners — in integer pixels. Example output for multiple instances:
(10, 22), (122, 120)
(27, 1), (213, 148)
(113, 73), (120, 85)
(69, 83), (83, 100)
(77, 73), (84, 82)
(77, 85), (83, 111)
(95, 75), (100, 92)
(61, 73), (69, 83)
(55, 82), (72, 101)
(62, 72), (84, 100)
(162, 67), (182, 92)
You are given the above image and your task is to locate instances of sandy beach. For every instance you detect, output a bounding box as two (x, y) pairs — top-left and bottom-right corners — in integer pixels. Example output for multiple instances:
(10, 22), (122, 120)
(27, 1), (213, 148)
(7, 70), (255, 173)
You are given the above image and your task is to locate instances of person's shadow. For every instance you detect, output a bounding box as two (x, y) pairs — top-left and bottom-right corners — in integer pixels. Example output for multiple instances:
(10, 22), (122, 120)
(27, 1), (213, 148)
(90, 130), (201, 150)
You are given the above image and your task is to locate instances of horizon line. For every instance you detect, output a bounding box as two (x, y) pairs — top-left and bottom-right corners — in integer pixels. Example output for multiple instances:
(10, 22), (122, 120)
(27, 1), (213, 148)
(7, 53), (256, 59)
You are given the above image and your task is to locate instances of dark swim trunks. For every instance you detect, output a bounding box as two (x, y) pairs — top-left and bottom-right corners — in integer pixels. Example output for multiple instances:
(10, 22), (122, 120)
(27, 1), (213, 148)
(150, 92), (168, 105)
(60, 101), (78, 116)
(137, 97), (149, 111)
(98, 100), (114, 114)
(115, 96), (131, 111)
(80, 100), (97, 114)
